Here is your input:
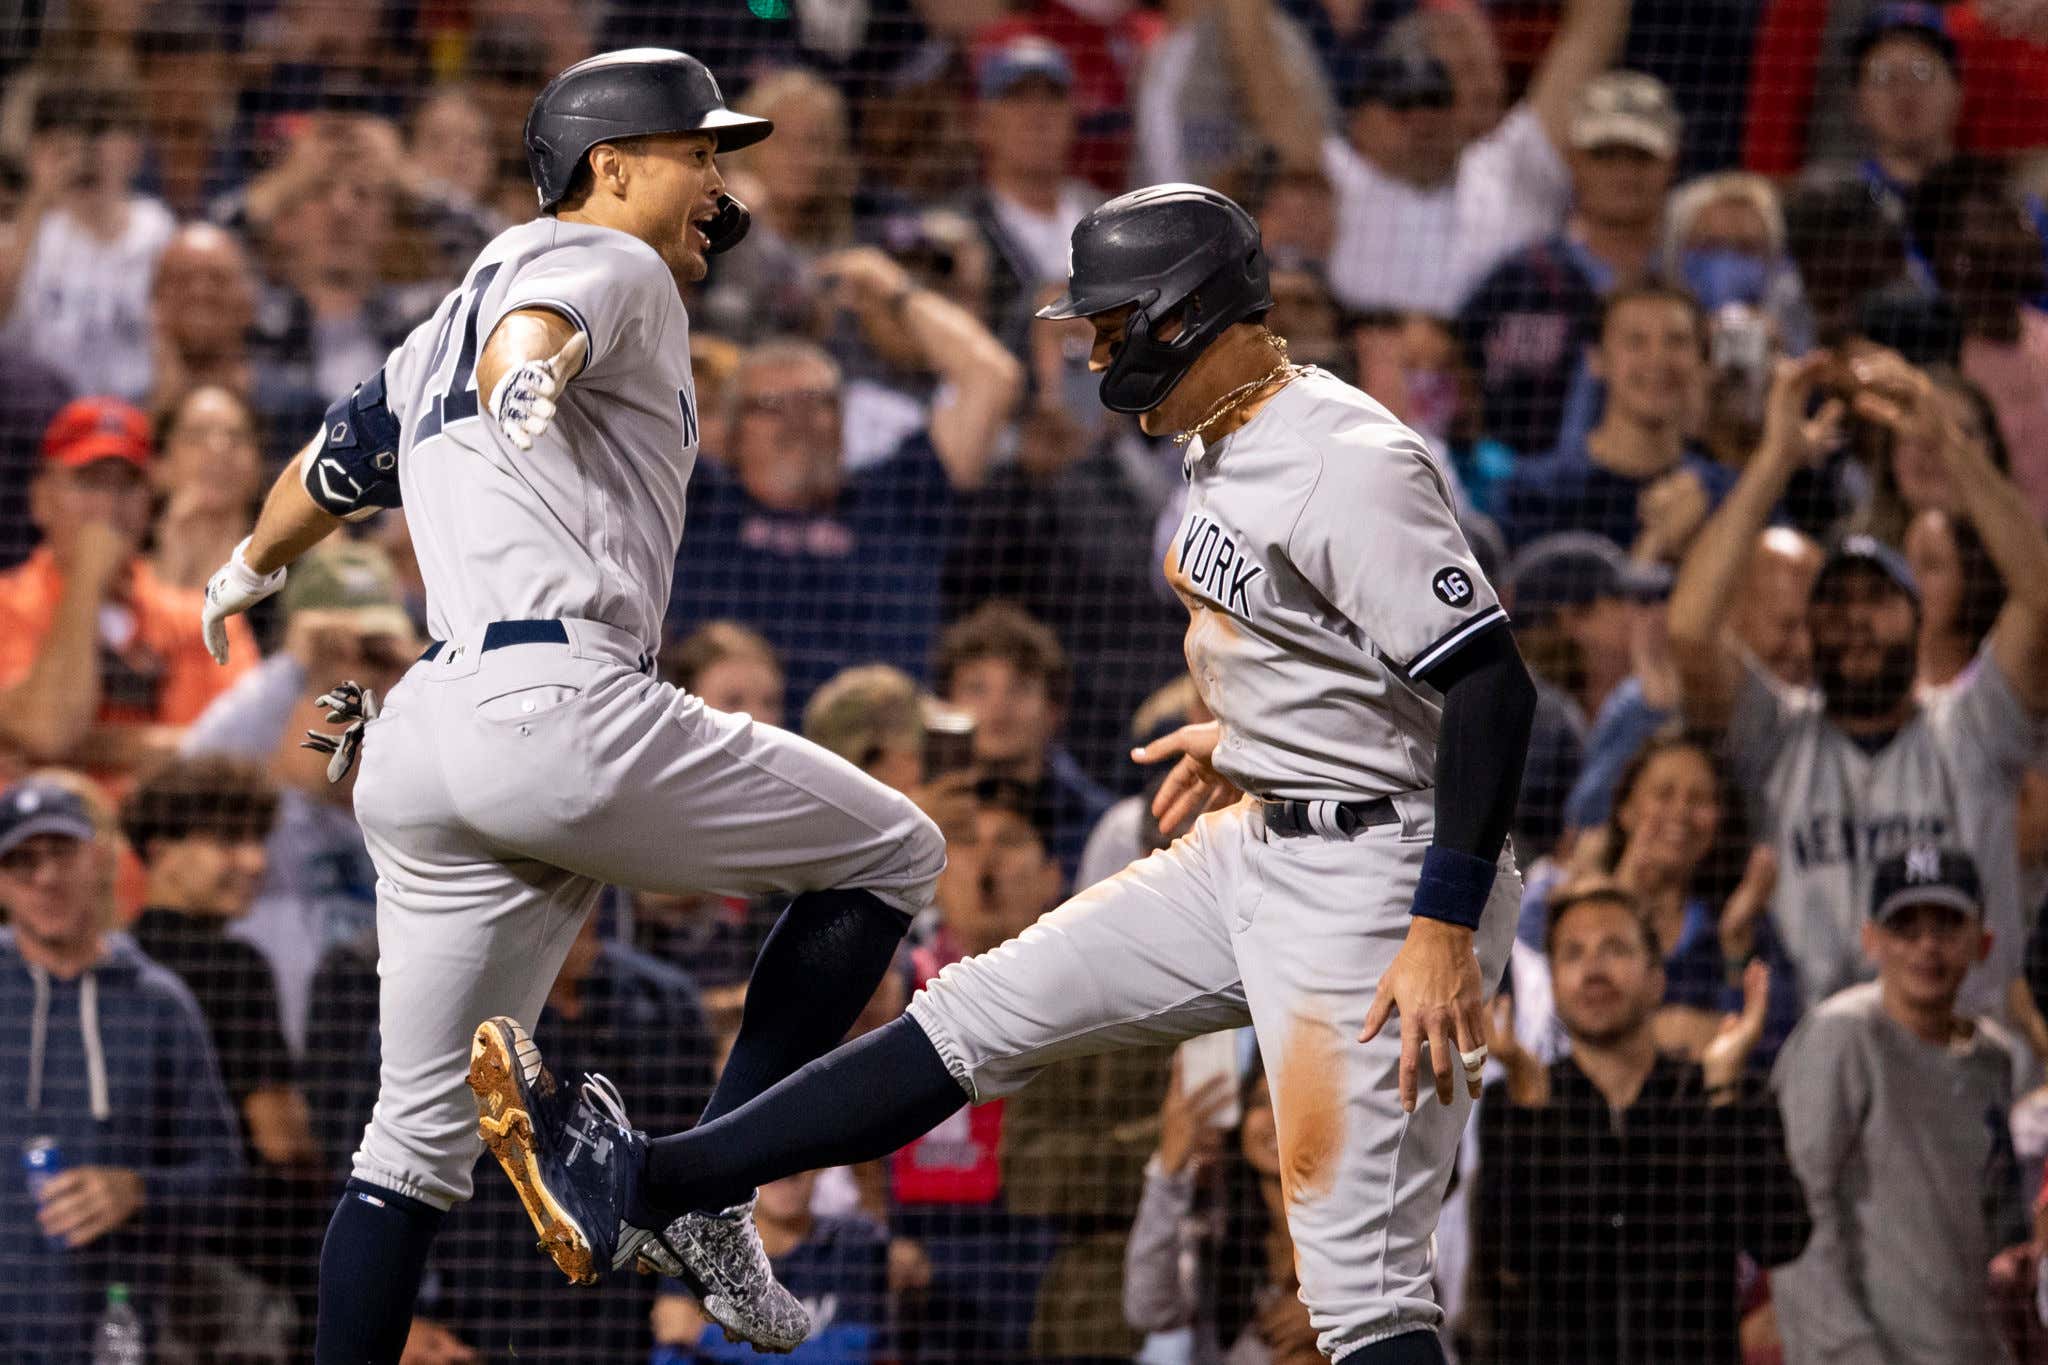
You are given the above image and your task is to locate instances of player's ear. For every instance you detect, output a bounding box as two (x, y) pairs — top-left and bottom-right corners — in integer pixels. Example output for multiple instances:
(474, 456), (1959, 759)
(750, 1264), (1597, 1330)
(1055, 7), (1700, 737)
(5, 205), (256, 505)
(587, 142), (628, 200)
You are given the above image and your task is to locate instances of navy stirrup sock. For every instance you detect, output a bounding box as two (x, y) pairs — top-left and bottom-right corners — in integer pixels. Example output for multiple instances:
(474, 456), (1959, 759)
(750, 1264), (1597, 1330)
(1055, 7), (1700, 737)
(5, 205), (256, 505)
(699, 888), (910, 1126)
(314, 1178), (446, 1365)
(644, 1014), (966, 1218)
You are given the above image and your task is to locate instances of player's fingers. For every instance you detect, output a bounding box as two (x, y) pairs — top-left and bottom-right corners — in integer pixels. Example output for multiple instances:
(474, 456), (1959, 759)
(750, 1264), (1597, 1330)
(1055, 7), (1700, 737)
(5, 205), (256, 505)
(1425, 1011), (1455, 1107)
(203, 616), (228, 666)
(1453, 998), (1488, 1099)
(523, 396), (556, 428)
(1132, 730), (1186, 766)
(1360, 978), (1394, 1044)
(1397, 1010), (1421, 1113)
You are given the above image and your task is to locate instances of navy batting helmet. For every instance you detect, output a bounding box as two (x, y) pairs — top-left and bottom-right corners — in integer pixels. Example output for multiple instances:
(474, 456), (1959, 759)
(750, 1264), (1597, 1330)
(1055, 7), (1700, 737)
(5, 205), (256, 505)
(1036, 184), (1272, 414)
(525, 48), (773, 252)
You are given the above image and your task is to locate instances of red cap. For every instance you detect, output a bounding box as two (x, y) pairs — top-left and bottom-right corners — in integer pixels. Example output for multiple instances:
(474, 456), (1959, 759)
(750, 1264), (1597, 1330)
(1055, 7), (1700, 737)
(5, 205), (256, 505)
(41, 397), (153, 472)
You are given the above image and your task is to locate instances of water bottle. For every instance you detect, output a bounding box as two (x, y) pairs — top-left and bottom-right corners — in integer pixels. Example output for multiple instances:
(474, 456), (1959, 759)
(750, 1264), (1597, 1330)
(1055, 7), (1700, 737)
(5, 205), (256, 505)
(20, 1136), (66, 1249)
(90, 1283), (144, 1365)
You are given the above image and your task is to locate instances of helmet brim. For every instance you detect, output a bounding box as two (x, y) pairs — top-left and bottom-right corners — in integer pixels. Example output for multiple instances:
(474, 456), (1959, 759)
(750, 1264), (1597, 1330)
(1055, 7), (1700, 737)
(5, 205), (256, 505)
(699, 109), (774, 152)
(1034, 287), (1147, 322)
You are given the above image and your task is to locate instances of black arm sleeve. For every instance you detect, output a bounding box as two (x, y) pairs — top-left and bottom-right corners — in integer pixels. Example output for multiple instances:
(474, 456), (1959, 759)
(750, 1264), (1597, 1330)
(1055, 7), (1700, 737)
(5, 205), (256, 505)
(1425, 622), (1536, 864)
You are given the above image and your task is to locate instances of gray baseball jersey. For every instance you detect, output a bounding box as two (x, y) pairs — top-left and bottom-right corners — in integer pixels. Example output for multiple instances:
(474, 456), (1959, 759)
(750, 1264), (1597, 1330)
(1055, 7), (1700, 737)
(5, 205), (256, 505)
(905, 366), (1520, 1357)
(382, 218), (697, 649)
(1725, 651), (2039, 1015)
(1168, 366), (1506, 800)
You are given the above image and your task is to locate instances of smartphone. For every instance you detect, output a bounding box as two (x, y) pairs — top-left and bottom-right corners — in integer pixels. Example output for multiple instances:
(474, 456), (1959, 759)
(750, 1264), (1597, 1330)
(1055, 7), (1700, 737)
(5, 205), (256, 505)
(1177, 1030), (1243, 1129)
(922, 704), (978, 778)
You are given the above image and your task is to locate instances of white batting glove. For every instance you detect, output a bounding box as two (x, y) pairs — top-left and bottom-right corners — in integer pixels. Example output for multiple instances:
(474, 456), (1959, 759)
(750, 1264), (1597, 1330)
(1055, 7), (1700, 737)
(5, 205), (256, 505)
(488, 331), (588, 451)
(201, 537), (287, 665)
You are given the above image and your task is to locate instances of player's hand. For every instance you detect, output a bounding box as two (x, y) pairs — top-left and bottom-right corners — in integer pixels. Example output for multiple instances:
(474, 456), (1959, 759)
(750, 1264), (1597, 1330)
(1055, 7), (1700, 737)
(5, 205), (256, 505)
(1361, 917), (1487, 1112)
(1701, 959), (1771, 1098)
(490, 330), (588, 451)
(301, 680), (381, 783)
(36, 1166), (144, 1247)
(1133, 721), (1242, 836)
(202, 536), (287, 665)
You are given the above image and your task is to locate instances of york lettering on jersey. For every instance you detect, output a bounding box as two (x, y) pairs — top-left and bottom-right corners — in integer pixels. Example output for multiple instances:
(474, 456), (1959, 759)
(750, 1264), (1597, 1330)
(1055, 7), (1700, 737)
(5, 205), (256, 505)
(1177, 512), (1265, 617)
(1786, 810), (1952, 872)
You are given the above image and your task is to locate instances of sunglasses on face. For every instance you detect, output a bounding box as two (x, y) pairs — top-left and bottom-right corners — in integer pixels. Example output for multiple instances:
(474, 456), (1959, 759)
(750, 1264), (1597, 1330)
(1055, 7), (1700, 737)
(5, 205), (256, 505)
(1865, 58), (1946, 87)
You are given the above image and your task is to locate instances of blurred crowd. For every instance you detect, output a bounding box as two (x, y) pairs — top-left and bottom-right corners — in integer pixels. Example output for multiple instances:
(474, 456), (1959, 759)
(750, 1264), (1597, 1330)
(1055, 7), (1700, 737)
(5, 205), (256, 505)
(1, 0), (2048, 1362)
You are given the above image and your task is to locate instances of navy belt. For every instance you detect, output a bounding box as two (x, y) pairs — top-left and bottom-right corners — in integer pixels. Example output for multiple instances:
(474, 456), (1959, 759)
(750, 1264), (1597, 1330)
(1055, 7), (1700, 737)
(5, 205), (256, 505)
(1260, 797), (1397, 839)
(419, 619), (568, 663)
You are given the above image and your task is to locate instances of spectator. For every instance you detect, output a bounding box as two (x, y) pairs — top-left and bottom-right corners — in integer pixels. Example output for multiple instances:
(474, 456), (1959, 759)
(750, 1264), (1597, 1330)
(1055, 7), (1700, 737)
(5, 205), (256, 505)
(1518, 734), (1804, 1068)
(1238, 0), (1629, 316)
(933, 602), (1115, 883)
(962, 36), (1103, 358)
(148, 223), (325, 445)
(1664, 172), (1810, 365)
(1124, 1055), (1319, 1365)
(1506, 532), (1640, 730)
(653, 1168), (893, 1365)
(0, 84), (174, 402)
(1669, 349), (2048, 1016)
(1131, 0), (1335, 193)
(1781, 166), (1913, 350)
(398, 85), (506, 279)
(802, 663), (980, 842)
(1913, 156), (2048, 521)
(133, 18), (239, 221)
(1455, 72), (1681, 459)
(1476, 882), (1810, 1363)
(659, 620), (788, 730)
(237, 111), (424, 401)
(121, 756), (307, 1163)
(182, 541), (415, 1051)
(889, 778), (1066, 1364)
(1498, 285), (1737, 559)
(1831, 5), (1967, 270)
(1563, 525), (1824, 831)
(945, 292), (1189, 787)
(1357, 312), (1517, 518)
(972, 0), (1166, 191)
(1906, 508), (2007, 691)
(147, 385), (266, 593)
(0, 774), (242, 1362)
(669, 328), (1016, 709)
(824, 239), (1022, 475)
(1772, 844), (2024, 1365)
(0, 397), (256, 778)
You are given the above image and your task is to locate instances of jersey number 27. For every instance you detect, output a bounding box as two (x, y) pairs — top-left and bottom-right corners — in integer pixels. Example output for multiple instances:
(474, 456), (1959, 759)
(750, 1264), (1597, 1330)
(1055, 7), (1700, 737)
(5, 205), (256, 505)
(414, 263), (504, 444)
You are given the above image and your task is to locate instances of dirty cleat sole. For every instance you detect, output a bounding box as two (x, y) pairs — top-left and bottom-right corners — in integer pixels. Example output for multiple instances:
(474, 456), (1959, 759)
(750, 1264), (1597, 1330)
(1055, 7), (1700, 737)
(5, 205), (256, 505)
(468, 1017), (599, 1286)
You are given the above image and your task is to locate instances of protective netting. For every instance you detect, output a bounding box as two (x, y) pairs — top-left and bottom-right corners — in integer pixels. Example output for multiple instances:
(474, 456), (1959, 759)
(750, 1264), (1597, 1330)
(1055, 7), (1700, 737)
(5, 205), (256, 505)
(2, 1), (2047, 1362)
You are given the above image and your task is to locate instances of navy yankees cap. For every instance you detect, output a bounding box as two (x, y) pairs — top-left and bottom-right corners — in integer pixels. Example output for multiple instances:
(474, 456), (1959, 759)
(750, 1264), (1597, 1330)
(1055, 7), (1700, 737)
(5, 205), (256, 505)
(0, 779), (96, 858)
(1850, 3), (1959, 76)
(1870, 843), (1982, 923)
(1814, 534), (1919, 606)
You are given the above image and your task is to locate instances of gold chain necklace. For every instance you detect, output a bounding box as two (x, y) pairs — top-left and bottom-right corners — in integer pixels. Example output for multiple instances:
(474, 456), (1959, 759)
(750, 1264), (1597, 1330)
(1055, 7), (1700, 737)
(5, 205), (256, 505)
(1173, 338), (1303, 448)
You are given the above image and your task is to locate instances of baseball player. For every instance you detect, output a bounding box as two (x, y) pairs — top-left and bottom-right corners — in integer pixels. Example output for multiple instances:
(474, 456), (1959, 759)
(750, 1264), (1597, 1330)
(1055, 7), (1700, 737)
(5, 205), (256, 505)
(197, 50), (947, 1365)
(500, 185), (1539, 1364)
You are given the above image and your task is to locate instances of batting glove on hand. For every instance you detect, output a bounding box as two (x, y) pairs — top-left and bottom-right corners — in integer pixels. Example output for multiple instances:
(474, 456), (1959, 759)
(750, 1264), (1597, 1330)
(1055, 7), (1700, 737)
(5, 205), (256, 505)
(302, 680), (380, 783)
(202, 537), (287, 666)
(488, 331), (588, 451)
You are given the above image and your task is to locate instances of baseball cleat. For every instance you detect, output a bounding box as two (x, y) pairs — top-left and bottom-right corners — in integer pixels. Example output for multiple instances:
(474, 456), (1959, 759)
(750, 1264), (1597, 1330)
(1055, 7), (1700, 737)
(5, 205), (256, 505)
(626, 1199), (813, 1353)
(467, 1016), (644, 1286)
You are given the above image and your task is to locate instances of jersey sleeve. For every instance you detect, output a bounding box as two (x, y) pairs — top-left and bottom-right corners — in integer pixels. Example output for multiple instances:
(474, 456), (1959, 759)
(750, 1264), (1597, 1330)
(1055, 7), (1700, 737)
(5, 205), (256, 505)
(1286, 424), (1506, 686)
(490, 237), (673, 380)
(1931, 647), (2041, 789)
(1721, 652), (1802, 785)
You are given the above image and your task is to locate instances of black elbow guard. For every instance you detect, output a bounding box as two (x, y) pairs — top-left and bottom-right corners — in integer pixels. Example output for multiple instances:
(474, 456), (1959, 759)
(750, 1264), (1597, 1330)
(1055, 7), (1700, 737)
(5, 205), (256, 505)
(304, 369), (403, 521)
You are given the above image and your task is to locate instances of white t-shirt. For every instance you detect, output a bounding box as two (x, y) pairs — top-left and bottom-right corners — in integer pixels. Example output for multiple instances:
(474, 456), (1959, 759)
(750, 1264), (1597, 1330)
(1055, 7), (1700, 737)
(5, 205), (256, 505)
(2, 196), (175, 400)
(988, 185), (1097, 288)
(1320, 106), (1570, 317)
